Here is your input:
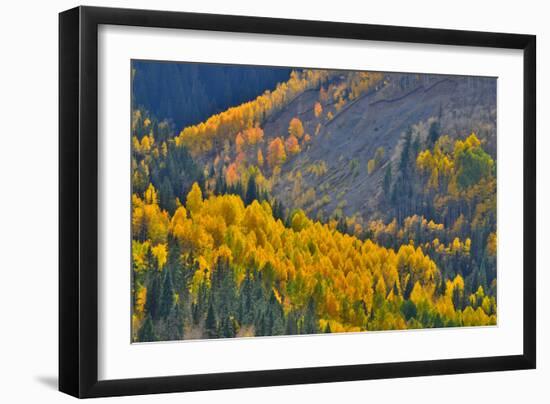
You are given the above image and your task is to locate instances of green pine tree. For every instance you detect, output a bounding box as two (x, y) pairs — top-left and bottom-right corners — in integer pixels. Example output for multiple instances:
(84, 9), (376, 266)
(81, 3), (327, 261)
(383, 164), (392, 196)
(221, 316), (237, 338)
(205, 302), (219, 339)
(145, 275), (161, 320)
(159, 269), (175, 318)
(285, 311), (299, 335)
(245, 175), (258, 205)
(165, 302), (184, 340)
(303, 298), (319, 335)
(138, 315), (157, 342)
(428, 120), (440, 146)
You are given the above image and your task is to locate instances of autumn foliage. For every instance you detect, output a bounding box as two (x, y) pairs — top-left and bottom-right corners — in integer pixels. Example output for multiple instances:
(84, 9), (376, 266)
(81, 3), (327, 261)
(132, 180), (495, 340)
(130, 67), (496, 342)
(267, 137), (287, 168)
(175, 70), (333, 155)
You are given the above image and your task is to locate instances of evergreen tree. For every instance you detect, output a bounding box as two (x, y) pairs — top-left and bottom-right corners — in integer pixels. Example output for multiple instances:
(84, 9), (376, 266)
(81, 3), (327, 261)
(220, 316), (237, 338)
(399, 128), (412, 174)
(401, 299), (417, 321)
(303, 298), (319, 334)
(271, 199), (286, 222)
(205, 302), (219, 339)
(452, 286), (464, 311)
(383, 164), (392, 197)
(239, 270), (254, 325)
(403, 275), (414, 301)
(478, 259), (488, 293)
(191, 303), (201, 326)
(145, 275), (161, 320)
(214, 171), (227, 195)
(268, 290), (285, 335)
(255, 312), (265, 337)
(286, 311), (299, 335)
(428, 120), (440, 146)
(145, 245), (157, 272)
(159, 269), (175, 318)
(211, 258), (238, 327)
(433, 313), (444, 328)
(245, 175), (258, 205)
(262, 311), (273, 337)
(336, 215), (347, 234)
(159, 177), (176, 214)
(165, 303), (184, 340)
(195, 277), (209, 322)
(138, 315), (157, 342)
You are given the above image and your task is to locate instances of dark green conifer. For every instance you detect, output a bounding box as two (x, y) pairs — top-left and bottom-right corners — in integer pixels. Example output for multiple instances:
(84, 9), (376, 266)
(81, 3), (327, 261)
(138, 315), (157, 342)
(303, 298), (319, 335)
(145, 275), (161, 320)
(205, 302), (218, 339)
(245, 175), (258, 205)
(159, 269), (175, 318)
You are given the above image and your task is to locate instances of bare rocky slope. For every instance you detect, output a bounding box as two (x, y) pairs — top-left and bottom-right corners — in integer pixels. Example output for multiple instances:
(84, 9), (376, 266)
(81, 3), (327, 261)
(265, 72), (496, 223)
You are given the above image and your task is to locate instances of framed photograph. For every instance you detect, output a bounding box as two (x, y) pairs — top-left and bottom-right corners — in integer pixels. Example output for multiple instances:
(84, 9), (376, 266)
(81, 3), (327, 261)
(59, 6), (536, 398)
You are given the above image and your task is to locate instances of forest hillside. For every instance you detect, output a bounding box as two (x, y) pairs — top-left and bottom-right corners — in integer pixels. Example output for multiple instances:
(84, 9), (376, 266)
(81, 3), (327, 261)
(131, 65), (497, 341)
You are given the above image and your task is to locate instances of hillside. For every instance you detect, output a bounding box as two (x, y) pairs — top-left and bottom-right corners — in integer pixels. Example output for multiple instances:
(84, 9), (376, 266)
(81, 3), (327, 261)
(131, 66), (497, 341)
(265, 73), (496, 223)
(132, 61), (291, 128)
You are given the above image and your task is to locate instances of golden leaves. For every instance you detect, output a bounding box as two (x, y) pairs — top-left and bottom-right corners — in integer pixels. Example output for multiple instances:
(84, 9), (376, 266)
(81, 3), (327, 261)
(186, 182), (203, 215)
(151, 244), (167, 270)
(267, 137), (286, 168)
(314, 102), (323, 118)
(165, 184), (455, 328)
(132, 192), (169, 245)
(288, 117), (304, 139)
(176, 70), (331, 156)
(285, 135), (300, 155)
(487, 232), (497, 257)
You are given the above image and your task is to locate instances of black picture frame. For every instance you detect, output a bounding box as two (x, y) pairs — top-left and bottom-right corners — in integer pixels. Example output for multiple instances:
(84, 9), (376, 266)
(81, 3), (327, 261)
(59, 5), (536, 398)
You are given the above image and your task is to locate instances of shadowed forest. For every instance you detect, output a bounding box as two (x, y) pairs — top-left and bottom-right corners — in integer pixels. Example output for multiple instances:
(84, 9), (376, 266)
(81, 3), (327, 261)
(131, 61), (497, 342)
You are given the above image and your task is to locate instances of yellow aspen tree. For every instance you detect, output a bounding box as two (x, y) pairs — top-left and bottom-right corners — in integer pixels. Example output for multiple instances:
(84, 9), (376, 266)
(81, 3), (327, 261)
(186, 182), (203, 215)
(257, 149), (264, 167)
(144, 183), (158, 205)
(367, 159), (376, 175)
